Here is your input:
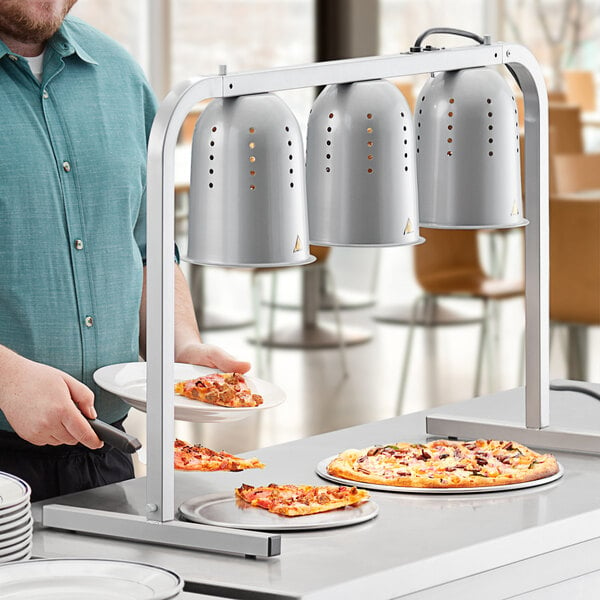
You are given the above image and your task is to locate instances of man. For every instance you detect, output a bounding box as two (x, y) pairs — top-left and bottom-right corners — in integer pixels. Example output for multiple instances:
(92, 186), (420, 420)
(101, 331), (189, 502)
(0, 1), (250, 501)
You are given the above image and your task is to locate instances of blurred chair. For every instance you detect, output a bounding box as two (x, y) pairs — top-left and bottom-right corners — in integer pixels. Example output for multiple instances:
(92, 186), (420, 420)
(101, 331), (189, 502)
(563, 70), (597, 112)
(548, 152), (600, 380)
(395, 228), (524, 413)
(550, 192), (600, 380)
(552, 152), (600, 194)
(548, 104), (584, 195)
(549, 103), (584, 155)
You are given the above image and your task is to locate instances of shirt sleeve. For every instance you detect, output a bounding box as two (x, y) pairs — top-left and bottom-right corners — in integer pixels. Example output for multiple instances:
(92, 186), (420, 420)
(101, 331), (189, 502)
(134, 76), (160, 265)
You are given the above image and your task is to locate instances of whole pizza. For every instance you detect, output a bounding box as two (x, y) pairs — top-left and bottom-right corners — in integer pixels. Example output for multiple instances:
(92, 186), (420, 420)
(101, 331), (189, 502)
(327, 439), (559, 488)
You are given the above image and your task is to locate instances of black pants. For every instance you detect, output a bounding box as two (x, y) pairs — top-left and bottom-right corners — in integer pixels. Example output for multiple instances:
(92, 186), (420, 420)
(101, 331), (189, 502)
(0, 418), (135, 502)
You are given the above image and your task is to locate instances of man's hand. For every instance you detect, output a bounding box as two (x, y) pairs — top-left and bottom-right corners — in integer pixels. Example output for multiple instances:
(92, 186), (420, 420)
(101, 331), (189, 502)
(0, 352), (103, 449)
(176, 343), (251, 374)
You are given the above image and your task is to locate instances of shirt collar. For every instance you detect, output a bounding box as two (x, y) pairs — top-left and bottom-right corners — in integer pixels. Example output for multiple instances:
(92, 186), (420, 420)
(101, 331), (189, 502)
(47, 18), (98, 65)
(0, 17), (98, 65)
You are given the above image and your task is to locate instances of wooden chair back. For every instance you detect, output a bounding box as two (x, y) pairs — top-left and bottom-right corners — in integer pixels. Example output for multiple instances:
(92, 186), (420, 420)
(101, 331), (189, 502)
(563, 70), (597, 112)
(550, 194), (600, 324)
(414, 228), (483, 293)
(549, 103), (584, 155)
(552, 153), (600, 194)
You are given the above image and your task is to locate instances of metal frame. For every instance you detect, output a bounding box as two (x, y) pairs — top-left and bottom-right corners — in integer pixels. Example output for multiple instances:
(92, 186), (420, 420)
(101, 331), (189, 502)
(43, 40), (600, 557)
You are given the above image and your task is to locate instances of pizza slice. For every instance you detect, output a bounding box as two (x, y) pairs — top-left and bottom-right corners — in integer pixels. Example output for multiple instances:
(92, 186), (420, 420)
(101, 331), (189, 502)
(235, 483), (370, 517)
(174, 372), (264, 408)
(174, 439), (265, 471)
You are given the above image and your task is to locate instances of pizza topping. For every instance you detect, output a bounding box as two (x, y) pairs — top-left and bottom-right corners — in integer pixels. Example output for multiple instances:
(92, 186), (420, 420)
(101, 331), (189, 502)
(174, 372), (264, 408)
(235, 483), (370, 517)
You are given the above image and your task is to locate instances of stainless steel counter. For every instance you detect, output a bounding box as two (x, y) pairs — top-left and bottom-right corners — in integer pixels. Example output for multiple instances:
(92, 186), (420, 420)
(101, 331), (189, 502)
(31, 384), (600, 599)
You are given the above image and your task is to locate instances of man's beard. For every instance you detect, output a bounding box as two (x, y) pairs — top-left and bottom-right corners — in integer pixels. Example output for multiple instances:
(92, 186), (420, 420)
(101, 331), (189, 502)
(0, 1), (78, 44)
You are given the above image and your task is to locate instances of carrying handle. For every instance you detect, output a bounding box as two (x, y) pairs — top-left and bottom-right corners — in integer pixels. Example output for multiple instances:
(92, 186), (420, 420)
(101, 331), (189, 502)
(411, 28), (487, 52)
(87, 418), (142, 454)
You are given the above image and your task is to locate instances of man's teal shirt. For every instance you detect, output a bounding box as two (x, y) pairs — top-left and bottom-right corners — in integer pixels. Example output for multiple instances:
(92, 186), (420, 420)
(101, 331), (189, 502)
(0, 16), (158, 430)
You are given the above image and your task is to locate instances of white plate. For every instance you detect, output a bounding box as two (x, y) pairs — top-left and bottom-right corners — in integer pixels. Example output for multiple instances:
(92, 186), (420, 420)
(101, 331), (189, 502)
(0, 513), (31, 535)
(0, 528), (32, 551)
(94, 362), (286, 423)
(179, 492), (379, 531)
(0, 545), (31, 564)
(316, 456), (565, 494)
(0, 474), (30, 510)
(0, 504), (30, 526)
(0, 558), (183, 599)
(0, 535), (31, 559)
(0, 498), (29, 517)
(0, 517), (32, 542)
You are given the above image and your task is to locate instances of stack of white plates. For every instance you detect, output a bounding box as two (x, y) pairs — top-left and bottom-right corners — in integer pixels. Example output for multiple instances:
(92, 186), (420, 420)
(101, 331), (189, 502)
(0, 472), (32, 564)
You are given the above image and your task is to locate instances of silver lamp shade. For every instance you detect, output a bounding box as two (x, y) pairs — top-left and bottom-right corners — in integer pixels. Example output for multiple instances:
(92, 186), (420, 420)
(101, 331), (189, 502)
(416, 67), (527, 229)
(306, 80), (423, 247)
(186, 93), (315, 267)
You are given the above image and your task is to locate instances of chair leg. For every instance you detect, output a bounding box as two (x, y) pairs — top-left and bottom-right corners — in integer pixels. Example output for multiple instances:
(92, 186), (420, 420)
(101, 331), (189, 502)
(396, 295), (426, 415)
(324, 265), (349, 377)
(474, 299), (491, 397)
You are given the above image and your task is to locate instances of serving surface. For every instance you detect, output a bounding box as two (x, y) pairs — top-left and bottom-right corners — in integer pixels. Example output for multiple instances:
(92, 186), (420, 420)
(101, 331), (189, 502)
(32, 384), (600, 599)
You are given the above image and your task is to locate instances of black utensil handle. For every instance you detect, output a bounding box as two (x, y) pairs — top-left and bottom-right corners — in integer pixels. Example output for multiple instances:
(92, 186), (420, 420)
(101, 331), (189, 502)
(87, 418), (142, 454)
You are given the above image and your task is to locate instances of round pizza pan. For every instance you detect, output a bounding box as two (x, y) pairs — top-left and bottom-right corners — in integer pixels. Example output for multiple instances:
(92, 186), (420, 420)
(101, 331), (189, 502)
(179, 492), (379, 531)
(316, 456), (565, 494)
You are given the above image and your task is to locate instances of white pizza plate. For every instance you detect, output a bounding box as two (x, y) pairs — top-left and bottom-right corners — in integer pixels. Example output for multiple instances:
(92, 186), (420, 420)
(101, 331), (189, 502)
(0, 473), (30, 511)
(94, 362), (286, 423)
(179, 492), (379, 531)
(316, 456), (565, 494)
(0, 558), (183, 600)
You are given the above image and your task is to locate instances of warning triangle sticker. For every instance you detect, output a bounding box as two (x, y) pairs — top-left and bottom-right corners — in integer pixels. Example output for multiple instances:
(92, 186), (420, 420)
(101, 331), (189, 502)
(293, 235), (303, 253)
(403, 218), (414, 235)
(511, 202), (520, 216)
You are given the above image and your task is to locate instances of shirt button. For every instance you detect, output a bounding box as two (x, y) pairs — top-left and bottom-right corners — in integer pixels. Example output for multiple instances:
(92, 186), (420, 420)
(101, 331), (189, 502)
(42, 89), (49, 99)
(74, 239), (84, 250)
(62, 161), (71, 172)
(8, 55), (18, 62)
(85, 316), (94, 328)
